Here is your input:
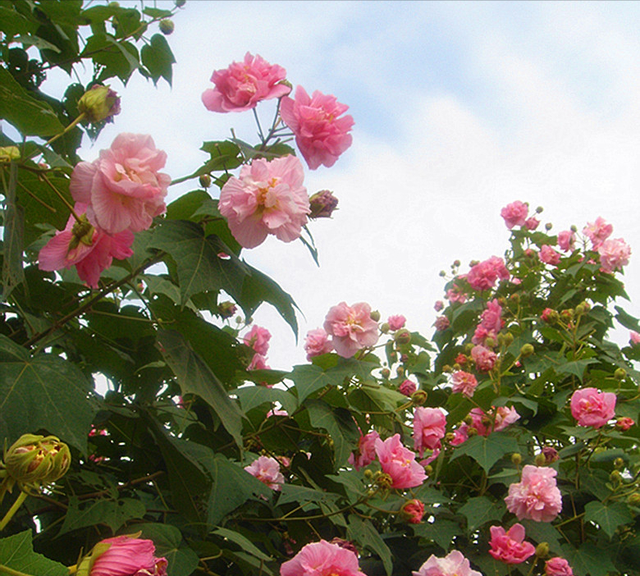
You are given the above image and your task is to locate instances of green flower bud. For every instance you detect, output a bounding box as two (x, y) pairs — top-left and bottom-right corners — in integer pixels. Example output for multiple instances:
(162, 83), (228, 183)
(520, 343), (535, 357)
(614, 368), (626, 381)
(535, 542), (549, 558)
(78, 84), (121, 124)
(614, 457), (625, 469)
(627, 493), (640, 506)
(610, 470), (622, 484)
(380, 368), (391, 379)
(394, 329), (411, 345)
(159, 19), (175, 35)
(364, 469), (373, 479)
(484, 337), (496, 348)
(396, 366), (405, 377)
(0, 146), (20, 162)
(370, 310), (381, 322)
(175, 0), (186, 6)
(502, 332), (514, 346)
(442, 364), (452, 373)
(545, 222), (553, 231)
(511, 453), (522, 465)
(535, 206), (544, 214)
(380, 322), (390, 333)
(535, 453), (547, 466)
(199, 174), (211, 188)
(411, 390), (428, 405)
(4, 434), (71, 486)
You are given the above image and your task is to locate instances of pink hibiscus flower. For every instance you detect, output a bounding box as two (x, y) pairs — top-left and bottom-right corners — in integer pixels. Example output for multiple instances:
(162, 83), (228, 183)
(505, 465), (562, 522)
(348, 430), (380, 471)
(500, 201), (528, 229)
(323, 301), (379, 358)
(244, 455), (285, 490)
(570, 387), (616, 428)
(598, 238), (631, 273)
(375, 434), (426, 489)
(412, 550), (482, 576)
(488, 524), (536, 564)
(280, 540), (366, 576)
(88, 535), (167, 576)
(413, 407), (447, 457)
(304, 328), (334, 360)
(467, 256), (509, 291)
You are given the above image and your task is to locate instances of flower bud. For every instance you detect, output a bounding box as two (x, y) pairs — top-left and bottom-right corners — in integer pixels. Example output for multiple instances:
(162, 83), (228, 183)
(424, 465), (433, 475)
(536, 206), (544, 214)
(535, 543), (550, 558)
(375, 473), (393, 490)
(370, 310), (381, 322)
(159, 19), (175, 35)
(520, 343), (535, 357)
(396, 366), (405, 378)
(309, 190), (339, 219)
(364, 469), (373, 479)
(175, 0), (186, 6)
(541, 446), (559, 463)
(570, 224), (577, 232)
(627, 493), (640, 506)
(0, 146), (20, 162)
(199, 174), (211, 188)
(484, 337), (496, 348)
(442, 364), (452, 373)
(218, 301), (237, 319)
(614, 368), (626, 381)
(380, 368), (390, 379)
(511, 453), (522, 465)
(535, 453), (547, 466)
(616, 417), (635, 431)
(400, 499), (425, 524)
(541, 308), (559, 324)
(614, 457), (625, 469)
(575, 303), (586, 315)
(394, 329), (411, 345)
(78, 84), (121, 124)
(545, 222), (553, 231)
(610, 470), (622, 484)
(4, 434), (71, 486)
(380, 322), (390, 334)
(453, 260), (461, 267)
(411, 390), (428, 405)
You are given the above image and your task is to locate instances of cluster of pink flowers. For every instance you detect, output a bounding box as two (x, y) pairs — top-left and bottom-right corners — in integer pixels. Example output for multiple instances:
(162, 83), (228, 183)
(243, 325), (272, 371)
(322, 301), (379, 358)
(505, 465), (562, 522)
(375, 434), (426, 489)
(570, 387), (616, 428)
(488, 524), (535, 564)
(280, 540), (366, 576)
(244, 455), (285, 490)
(39, 134), (169, 287)
(412, 550), (481, 576)
(413, 407), (446, 457)
(466, 256), (509, 291)
(472, 299), (503, 345)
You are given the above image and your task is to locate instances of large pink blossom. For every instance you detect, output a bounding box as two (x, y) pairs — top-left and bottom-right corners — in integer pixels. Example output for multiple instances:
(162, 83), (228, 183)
(557, 230), (575, 252)
(473, 299), (503, 344)
(70, 133), (170, 234)
(500, 201), (528, 229)
(539, 245), (561, 266)
(598, 238), (631, 273)
(243, 325), (271, 356)
(38, 204), (134, 289)
(348, 430), (380, 470)
(219, 155), (310, 248)
(488, 524), (536, 564)
(570, 387), (616, 428)
(280, 86), (354, 170)
(323, 302), (379, 358)
(280, 540), (366, 576)
(387, 315), (406, 331)
(583, 217), (613, 250)
(413, 407), (447, 457)
(89, 535), (167, 576)
(505, 465), (562, 522)
(304, 328), (334, 360)
(467, 256), (509, 291)
(451, 371), (478, 397)
(412, 550), (482, 576)
(202, 52), (290, 113)
(545, 557), (574, 576)
(471, 345), (497, 372)
(375, 434), (426, 489)
(244, 456), (285, 490)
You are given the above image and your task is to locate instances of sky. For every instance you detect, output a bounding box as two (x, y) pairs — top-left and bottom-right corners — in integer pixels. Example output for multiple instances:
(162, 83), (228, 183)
(73, 0), (640, 370)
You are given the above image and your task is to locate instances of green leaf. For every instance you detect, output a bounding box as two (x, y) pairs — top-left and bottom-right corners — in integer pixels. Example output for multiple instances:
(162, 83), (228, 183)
(2, 162), (25, 299)
(615, 305), (640, 332)
(584, 500), (633, 539)
(449, 432), (519, 473)
(306, 399), (360, 466)
(0, 335), (97, 452)
(235, 385), (298, 415)
(60, 496), (146, 534)
(458, 496), (506, 533)
(278, 484), (341, 507)
(561, 542), (617, 576)
(412, 519), (462, 552)
(347, 514), (393, 576)
(157, 329), (243, 445)
(520, 520), (563, 554)
(290, 364), (339, 403)
(557, 358), (597, 382)
(212, 527), (272, 562)
(141, 33), (175, 85)
(0, 530), (67, 576)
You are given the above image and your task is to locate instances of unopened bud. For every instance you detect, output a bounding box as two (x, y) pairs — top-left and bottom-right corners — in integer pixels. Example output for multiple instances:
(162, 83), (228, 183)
(442, 364), (452, 373)
(159, 19), (175, 35)
(370, 310), (381, 322)
(610, 470), (622, 484)
(535, 543), (549, 558)
(400, 499), (425, 524)
(453, 260), (461, 267)
(545, 222), (553, 231)
(218, 301), (237, 319)
(424, 465), (433, 475)
(614, 368), (626, 381)
(570, 224), (577, 233)
(535, 453), (547, 466)
(511, 453), (522, 465)
(364, 469), (373, 479)
(520, 343), (535, 357)
(627, 493), (640, 506)
(175, 0), (186, 6)
(394, 329), (411, 345)
(380, 368), (390, 379)
(614, 457), (625, 469)
(411, 390), (428, 405)
(199, 174), (211, 188)
(375, 473), (393, 490)
(575, 303), (586, 315)
(502, 332), (514, 346)
(380, 322), (390, 334)
(309, 190), (339, 219)
(4, 434), (71, 486)
(0, 146), (20, 162)
(536, 206), (544, 214)
(467, 427), (478, 437)
(78, 84), (121, 124)
(396, 366), (405, 377)
(439, 270), (446, 277)
(484, 337), (495, 349)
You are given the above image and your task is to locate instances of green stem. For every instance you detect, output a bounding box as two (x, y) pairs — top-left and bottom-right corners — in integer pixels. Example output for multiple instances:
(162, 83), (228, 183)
(39, 173), (82, 222)
(23, 113), (87, 163)
(0, 490), (28, 531)
(0, 564), (34, 576)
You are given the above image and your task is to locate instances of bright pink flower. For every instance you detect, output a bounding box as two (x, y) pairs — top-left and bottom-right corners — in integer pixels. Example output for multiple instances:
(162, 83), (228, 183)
(598, 238), (631, 273)
(488, 524), (536, 564)
(450, 426), (469, 446)
(244, 456), (284, 490)
(348, 430), (380, 470)
(248, 353), (270, 372)
(541, 308), (557, 323)
(375, 434), (426, 489)
(412, 550), (482, 576)
(323, 301), (379, 358)
(539, 245), (561, 266)
(471, 345), (497, 372)
(500, 201), (528, 229)
(304, 328), (334, 360)
(570, 387), (616, 428)
(451, 371), (478, 397)
(89, 535), (167, 576)
(401, 499), (425, 524)
(219, 155), (310, 248)
(467, 256), (509, 291)
(545, 557), (574, 576)
(557, 230), (575, 252)
(387, 315), (406, 331)
(243, 325), (271, 356)
(479, 299), (503, 334)
(38, 204), (134, 289)
(445, 286), (467, 304)
(525, 217), (540, 231)
(615, 417), (635, 431)
(280, 86), (354, 170)
(398, 379), (417, 397)
(202, 52), (290, 113)
(583, 217), (613, 250)
(505, 465), (562, 522)
(280, 540), (366, 576)
(630, 330), (640, 345)
(434, 316), (450, 331)
(413, 407), (447, 457)
(70, 134), (170, 234)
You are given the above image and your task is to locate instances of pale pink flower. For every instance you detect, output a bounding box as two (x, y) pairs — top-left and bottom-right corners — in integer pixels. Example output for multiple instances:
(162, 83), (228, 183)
(375, 434), (426, 489)
(445, 285), (467, 304)
(280, 86), (354, 170)
(387, 315), (406, 331)
(70, 134), (170, 234)
(545, 557), (574, 576)
(450, 426), (469, 446)
(539, 245), (561, 266)
(500, 201), (528, 229)
(323, 301), (379, 358)
(488, 524), (536, 564)
(401, 499), (425, 524)
(471, 345), (497, 372)
(243, 325), (271, 356)
(398, 379), (417, 397)
(598, 238), (631, 273)
(89, 535), (167, 576)
(451, 371), (478, 397)
(38, 204), (134, 289)
(413, 407), (447, 457)
(570, 387), (616, 428)
(219, 155), (310, 248)
(630, 330), (640, 345)
(479, 299), (504, 335)
(583, 217), (613, 250)
(304, 328), (334, 360)
(467, 256), (509, 291)
(557, 230), (575, 252)
(244, 455), (284, 490)
(434, 300), (444, 312)
(248, 353), (270, 372)
(434, 316), (450, 332)
(348, 430), (380, 470)
(505, 465), (562, 522)
(525, 217), (540, 231)
(202, 52), (290, 113)
(280, 540), (366, 576)
(412, 550), (482, 576)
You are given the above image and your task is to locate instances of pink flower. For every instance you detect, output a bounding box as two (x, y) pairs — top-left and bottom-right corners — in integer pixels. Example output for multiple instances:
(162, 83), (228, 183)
(280, 540), (366, 576)
(471, 345), (497, 372)
(70, 134), (170, 234)
(243, 325), (271, 356)
(401, 499), (425, 524)
(505, 465), (562, 522)
(304, 328), (334, 360)
(541, 308), (558, 323)
(446, 286), (467, 304)
(323, 302), (379, 358)
(539, 245), (561, 266)
(413, 407), (447, 457)
(38, 204), (134, 289)
(500, 201), (528, 229)
(450, 426), (469, 446)
(398, 379), (417, 397)
(615, 417), (635, 431)
(468, 406), (519, 436)
(348, 430), (380, 470)
(479, 299), (504, 334)
(219, 155), (310, 248)
(244, 455), (284, 490)
(412, 550), (482, 576)
(545, 557), (574, 576)
(488, 524), (536, 564)
(434, 300), (444, 312)
(557, 230), (575, 252)
(630, 330), (640, 345)
(583, 217), (613, 250)
(375, 434), (426, 489)
(88, 535), (167, 576)
(248, 353), (270, 372)
(387, 315), (406, 331)
(467, 256), (509, 291)
(434, 316), (450, 331)
(451, 371), (478, 397)
(598, 238), (631, 273)
(202, 52), (290, 113)
(525, 217), (540, 231)
(570, 387), (616, 428)
(280, 86), (354, 170)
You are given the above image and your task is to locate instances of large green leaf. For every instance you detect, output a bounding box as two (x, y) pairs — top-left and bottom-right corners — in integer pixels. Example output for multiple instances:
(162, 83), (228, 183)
(561, 543), (617, 576)
(235, 385), (298, 415)
(0, 335), (97, 452)
(290, 364), (340, 403)
(2, 162), (25, 299)
(458, 496), (506, 533)
(449, 432), (518, 473)
(127, 524), (199, 576)
(347, 514), (392, 576)
(584, 500), (633, 539)
(0, 530), (67, 576)
(141, 33), (175, 86)
(306, 399), (360, 466)
(60, 496), (146, 534)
